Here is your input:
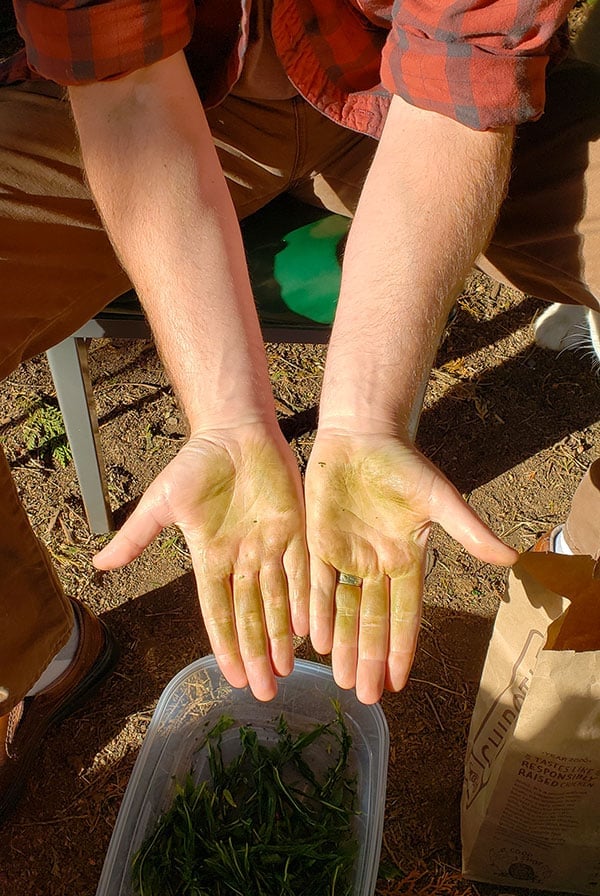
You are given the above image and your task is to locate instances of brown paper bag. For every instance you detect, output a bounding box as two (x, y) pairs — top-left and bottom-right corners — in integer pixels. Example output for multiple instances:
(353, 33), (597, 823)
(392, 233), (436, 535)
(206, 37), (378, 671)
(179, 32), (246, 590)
(461, 551), (600, 894)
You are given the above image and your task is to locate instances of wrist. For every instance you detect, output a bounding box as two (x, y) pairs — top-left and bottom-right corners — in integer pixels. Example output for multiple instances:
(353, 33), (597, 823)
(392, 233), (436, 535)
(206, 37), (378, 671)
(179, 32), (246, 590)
(185, 405), (280, 436)
(319, 340), (431, 440)
(315, 414), (411, 442)
(185, 418), (298, 472)
(318, 389), (420, 440)
(171, 350), (278, 434)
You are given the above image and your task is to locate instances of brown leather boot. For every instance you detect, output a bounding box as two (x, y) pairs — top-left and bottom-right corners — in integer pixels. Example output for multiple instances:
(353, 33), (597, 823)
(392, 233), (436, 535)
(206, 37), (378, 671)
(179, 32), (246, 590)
(0, 596), (117, 823)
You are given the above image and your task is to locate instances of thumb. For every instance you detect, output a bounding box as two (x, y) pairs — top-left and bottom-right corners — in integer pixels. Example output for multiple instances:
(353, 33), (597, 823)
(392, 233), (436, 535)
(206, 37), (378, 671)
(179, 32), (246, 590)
(429, 476), (518, 567)
(93, 488), (168, 570)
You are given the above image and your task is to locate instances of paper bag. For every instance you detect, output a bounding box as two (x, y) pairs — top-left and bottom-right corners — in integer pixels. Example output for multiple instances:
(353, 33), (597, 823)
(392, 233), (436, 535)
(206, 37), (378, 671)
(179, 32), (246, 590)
(461, 551), (600, 894)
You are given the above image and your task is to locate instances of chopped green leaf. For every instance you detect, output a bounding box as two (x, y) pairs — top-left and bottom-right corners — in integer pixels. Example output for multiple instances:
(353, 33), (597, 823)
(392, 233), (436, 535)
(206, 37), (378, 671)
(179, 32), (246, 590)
(132, 706), (358, 896)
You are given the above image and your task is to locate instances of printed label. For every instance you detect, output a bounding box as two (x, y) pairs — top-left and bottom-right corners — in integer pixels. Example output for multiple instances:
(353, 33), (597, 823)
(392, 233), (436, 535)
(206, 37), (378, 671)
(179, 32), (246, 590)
(464, 629), (545, 808)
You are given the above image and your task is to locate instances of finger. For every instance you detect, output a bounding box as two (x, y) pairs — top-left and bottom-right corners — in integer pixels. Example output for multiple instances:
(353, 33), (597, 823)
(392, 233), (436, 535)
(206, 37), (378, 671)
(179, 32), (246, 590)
(385, 569), (423, 692)
(283, 536), (310, 637)
(355, 576), (389, 704)
(258, 561), (294, 678)
(93, 492), (165, 569)
(309, 556), (337, 654)
(429, 477), (518, 566)
(232, 571), (277, 702)
(197, 576), (248, 690)
(331, 579), (361, 690)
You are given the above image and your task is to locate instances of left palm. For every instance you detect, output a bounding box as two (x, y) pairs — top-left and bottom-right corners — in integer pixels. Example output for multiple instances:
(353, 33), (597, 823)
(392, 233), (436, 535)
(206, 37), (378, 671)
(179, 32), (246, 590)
(305, 430), (517, 703)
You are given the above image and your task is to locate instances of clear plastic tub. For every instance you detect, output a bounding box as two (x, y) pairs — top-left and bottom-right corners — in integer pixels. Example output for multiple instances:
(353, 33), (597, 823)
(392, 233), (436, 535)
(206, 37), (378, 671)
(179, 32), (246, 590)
(95, 655), (389, 896)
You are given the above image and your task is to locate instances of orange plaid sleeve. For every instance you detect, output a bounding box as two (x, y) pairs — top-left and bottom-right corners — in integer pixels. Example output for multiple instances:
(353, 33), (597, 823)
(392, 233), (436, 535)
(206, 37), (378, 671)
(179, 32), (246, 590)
(380, 0), (574, 129)
(13, 0), (195, 84)
(277, 1), (574, 135)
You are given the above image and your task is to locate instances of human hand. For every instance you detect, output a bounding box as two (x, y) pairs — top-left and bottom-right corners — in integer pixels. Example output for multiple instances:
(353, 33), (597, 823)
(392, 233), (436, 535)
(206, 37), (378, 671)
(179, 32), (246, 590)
(305, 429), (518, 704)
(93, 423), (309, 701)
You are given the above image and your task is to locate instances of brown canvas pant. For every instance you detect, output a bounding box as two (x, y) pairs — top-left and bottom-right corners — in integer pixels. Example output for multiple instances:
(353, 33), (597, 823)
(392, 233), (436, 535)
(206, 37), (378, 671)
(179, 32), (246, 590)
(1, 47), (599, 713)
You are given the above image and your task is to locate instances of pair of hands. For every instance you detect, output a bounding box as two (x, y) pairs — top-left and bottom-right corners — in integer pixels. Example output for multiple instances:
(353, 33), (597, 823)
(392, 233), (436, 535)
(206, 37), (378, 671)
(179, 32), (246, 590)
(93, 421), (517, 704)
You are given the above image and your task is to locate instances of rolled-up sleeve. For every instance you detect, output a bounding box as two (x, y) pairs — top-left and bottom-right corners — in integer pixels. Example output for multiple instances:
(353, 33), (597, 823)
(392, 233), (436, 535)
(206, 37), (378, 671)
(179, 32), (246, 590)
(380, 0), (574, 130)
(14, 0), (195, 85)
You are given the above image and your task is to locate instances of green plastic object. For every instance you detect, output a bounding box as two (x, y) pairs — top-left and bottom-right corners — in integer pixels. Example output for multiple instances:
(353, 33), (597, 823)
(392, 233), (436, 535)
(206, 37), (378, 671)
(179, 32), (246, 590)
(273, 213), (349, 324)
(242, 197), (350, 330)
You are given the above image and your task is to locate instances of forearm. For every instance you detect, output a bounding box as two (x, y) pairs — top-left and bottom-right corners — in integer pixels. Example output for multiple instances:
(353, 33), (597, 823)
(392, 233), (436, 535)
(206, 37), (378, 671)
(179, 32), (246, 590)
(69, 52), (275, 432)
(320, 95), (514, 437)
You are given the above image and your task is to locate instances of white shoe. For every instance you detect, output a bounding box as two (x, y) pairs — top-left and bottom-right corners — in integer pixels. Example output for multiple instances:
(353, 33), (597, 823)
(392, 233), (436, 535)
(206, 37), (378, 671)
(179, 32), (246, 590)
(533, 302), (600, 363)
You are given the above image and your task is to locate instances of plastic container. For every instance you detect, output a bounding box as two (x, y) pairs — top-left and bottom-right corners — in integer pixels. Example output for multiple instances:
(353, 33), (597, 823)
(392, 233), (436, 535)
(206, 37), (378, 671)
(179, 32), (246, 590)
(95, 655), (389, 896)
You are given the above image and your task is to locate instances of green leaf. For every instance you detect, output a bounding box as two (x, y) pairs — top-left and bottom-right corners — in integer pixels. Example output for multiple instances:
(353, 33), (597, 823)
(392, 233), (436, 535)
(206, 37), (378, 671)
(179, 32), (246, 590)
(131, 707), (358, 896)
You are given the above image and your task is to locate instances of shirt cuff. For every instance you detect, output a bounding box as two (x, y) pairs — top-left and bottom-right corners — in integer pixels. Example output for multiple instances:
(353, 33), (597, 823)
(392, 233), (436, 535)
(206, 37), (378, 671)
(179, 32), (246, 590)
(381, 29), (551, 131)
(15, 0), (195, 85)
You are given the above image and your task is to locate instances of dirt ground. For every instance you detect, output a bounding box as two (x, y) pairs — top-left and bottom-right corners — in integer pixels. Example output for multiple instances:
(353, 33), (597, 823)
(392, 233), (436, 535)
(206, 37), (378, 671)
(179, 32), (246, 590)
(0, 264), (599, 896)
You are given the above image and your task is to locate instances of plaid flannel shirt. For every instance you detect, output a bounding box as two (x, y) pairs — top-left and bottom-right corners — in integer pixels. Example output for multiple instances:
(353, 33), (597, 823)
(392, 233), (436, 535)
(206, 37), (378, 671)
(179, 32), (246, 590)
(4, 0), (573, 133)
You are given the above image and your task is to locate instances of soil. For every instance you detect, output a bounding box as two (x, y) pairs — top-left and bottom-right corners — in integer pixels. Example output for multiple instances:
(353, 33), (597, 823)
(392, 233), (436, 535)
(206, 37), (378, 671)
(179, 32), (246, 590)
(1, 268), (599, 896)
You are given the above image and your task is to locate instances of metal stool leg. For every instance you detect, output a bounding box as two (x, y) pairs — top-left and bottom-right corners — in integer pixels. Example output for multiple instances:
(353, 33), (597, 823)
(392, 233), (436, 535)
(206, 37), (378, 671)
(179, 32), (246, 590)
(46, 336), (114, 533)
